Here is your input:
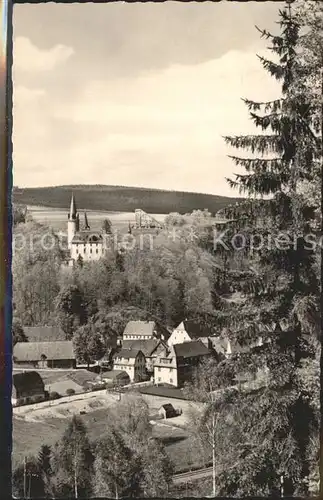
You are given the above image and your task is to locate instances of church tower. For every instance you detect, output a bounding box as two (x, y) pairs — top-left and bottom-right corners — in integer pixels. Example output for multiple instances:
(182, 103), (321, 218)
(67, 193), (79, 249)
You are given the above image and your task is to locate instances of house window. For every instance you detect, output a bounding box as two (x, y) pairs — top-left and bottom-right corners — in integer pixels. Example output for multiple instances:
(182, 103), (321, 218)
(90, 249), (92, 254)
(76, 248), (78, 254)
(158, 367), (161, 372)
(96, 249), (98, 254)
(83, 247), (86, 254)
(158, 377), (161, 382)
(169, 368), (173, 372)
(170, 378), (173, 383)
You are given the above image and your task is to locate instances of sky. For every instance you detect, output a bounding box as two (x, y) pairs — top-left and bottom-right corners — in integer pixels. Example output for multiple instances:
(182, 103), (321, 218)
(13, 1), (284, 196)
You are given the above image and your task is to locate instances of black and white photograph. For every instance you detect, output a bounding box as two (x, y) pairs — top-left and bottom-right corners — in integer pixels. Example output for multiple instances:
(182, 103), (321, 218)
(11, 0), (321, 497)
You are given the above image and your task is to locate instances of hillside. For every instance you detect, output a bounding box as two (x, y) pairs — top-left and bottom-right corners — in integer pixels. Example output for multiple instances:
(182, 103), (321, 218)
(13, 185), (241, 215)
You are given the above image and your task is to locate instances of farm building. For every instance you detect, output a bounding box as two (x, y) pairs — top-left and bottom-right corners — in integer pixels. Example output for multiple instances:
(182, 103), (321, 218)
(13, 341), (76, 369)
(158, 403), (177, 419)
(122, 320), (170, 342)
(12, 371), (45, 406)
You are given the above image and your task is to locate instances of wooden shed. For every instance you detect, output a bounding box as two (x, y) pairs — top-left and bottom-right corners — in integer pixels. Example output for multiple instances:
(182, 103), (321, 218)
(158, 403), (177, 419)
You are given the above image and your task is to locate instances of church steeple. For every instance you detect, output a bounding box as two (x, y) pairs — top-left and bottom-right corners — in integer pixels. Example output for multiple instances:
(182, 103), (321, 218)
(67, 193), (78, 249)
(68, 193), (77, 220)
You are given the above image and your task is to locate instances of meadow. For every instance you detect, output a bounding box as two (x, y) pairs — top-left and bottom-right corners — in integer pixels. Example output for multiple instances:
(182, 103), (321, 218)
(27, 205), (166, 232)
(13, 398), (209, 474)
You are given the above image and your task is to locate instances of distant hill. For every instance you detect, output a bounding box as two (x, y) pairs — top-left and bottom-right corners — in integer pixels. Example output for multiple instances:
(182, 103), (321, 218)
(13, 185), (241, 215)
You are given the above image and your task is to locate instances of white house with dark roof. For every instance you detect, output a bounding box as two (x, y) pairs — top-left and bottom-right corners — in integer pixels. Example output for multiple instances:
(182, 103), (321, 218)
(113, 348), (146, 382)
(13, 341), (76, 369)
(122, 320), (169, 342)
(154, 340), (211, 387)
(122, 338), (168, 373)
(167, 319), (216, 348)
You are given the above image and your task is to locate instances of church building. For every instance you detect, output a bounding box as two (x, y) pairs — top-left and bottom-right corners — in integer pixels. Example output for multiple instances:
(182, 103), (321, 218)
(67, 194), (105, 265)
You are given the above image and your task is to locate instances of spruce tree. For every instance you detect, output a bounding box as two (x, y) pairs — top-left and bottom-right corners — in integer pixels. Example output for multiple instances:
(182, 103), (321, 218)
(209, 2), (321, 495)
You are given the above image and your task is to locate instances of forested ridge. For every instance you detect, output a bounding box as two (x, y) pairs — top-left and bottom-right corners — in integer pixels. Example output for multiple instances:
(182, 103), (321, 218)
(13, 185), (241, 215)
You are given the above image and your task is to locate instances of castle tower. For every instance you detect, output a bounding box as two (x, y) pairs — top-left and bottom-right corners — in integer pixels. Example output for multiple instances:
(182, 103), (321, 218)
(67, 193), (78, 248)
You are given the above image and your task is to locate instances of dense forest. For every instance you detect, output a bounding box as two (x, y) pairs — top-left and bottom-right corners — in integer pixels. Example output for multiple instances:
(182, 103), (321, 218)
(12, 185), (241, 215)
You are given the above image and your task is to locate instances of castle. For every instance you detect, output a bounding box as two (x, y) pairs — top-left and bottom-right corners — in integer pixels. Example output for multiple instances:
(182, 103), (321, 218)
(66, 194), (164, 266)
(67, 194), (105, 265)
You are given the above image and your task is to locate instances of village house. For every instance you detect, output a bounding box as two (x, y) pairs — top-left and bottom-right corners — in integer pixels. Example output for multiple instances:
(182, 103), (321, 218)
(12, 371), (45, 406)
(167, 320), (216, 347)
(122, 338), (168, 373)
(154, 340), (211, 388)
(122, 320), (169, 342)
(13, 341), (76, 369)
(113, 348), (146, 382)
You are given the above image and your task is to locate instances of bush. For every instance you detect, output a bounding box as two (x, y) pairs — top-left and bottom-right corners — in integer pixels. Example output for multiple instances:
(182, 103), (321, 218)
(66, 388), (76, 396)
(91, 383), (105, 392)
(33, 395), (44, 403)
(49, 391), (61, 400)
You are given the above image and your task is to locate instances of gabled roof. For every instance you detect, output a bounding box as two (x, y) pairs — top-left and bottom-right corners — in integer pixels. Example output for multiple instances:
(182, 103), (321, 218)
(122, 339), (162, 357)
(13, 371), (45, 392)
(115, 348), (143, 359)
(23, 326), (66, 343)
(13, 341), (75, 361)
(123, 321), (156, 337)
(72, 231), (103, 244)
(160, 403), (176, 415)
(173, 340), (210, 359)
(174, 320), (215, 338)
(123, 320), (170, 341)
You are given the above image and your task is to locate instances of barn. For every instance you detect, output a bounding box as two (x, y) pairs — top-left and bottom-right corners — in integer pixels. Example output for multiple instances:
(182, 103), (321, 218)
(12, 371), (45, 406)
(13, 341), (76, 369)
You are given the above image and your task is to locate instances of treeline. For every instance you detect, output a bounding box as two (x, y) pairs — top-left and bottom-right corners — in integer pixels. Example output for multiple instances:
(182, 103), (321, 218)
(12, 394), (174, 498)
(12, 185), (240, 215)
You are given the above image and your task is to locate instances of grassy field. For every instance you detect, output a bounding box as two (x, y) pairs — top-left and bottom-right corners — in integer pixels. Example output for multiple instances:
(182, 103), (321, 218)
(13, 390), (208, 473)
(26, 205), (166, 232)
(13, 415), (206, 473)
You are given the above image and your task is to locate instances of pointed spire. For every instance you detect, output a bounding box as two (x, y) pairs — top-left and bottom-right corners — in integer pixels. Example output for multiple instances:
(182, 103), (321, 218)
(84, 211), (90, 230)
(68, 193), (77, 220)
